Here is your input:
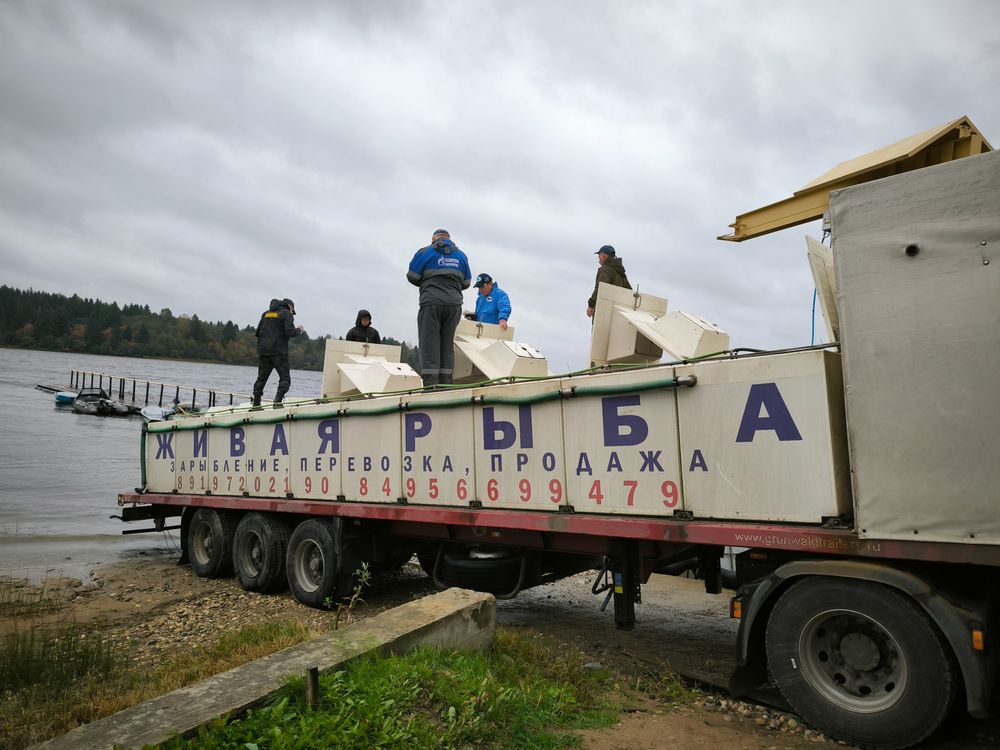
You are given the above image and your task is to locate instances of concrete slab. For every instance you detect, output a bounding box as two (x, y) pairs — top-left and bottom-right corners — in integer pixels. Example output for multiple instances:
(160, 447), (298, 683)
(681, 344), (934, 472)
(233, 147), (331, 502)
(33, 588), (495, 750)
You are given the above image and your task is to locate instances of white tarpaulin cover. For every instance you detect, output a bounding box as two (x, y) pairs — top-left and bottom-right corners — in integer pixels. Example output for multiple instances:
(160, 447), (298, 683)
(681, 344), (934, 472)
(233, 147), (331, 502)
(832, 151), (1000, 544)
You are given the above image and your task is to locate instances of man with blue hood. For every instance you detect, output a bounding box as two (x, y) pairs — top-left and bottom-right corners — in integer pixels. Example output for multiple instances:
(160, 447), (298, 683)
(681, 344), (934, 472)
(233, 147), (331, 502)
(468, 273), (511, 329)
(252, 297), (304, 407)
(406, 229), (472, 386)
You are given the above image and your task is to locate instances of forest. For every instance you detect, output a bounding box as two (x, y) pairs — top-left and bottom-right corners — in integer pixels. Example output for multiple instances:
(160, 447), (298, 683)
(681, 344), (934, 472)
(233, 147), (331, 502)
(0, 286), (420, 372)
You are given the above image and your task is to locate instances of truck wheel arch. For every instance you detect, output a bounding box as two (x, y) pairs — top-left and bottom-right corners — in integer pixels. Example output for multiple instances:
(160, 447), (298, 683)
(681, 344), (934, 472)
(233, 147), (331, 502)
(730, 559), (991, 719)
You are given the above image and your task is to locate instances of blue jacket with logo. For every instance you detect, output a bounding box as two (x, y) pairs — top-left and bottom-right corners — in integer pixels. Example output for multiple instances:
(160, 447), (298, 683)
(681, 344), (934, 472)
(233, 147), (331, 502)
(406, 238), (472, 306)
(474, 283), (512, 325)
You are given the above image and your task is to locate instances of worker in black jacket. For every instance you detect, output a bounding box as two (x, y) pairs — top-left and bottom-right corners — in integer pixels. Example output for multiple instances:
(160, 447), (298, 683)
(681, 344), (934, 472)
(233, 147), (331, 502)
(345, 309), (381, 344)
(252, 298), (304, 407)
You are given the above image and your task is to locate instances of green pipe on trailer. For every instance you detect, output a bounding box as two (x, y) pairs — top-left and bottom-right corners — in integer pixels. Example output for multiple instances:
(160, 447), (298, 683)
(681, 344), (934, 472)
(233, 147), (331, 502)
(145, 375), (693, 433)
(139, 427), (147, 488)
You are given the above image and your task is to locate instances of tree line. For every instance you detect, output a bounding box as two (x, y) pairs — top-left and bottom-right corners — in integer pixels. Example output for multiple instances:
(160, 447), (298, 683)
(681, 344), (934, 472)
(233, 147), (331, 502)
(0, 286), (420, 372)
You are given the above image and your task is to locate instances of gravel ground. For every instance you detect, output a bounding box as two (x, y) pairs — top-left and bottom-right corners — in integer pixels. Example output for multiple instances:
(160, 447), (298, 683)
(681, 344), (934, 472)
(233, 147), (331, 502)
(6, 551), (998, 749)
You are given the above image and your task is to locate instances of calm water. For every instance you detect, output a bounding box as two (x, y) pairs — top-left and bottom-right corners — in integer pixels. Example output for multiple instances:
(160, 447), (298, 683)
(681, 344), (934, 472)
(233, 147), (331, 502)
(0, 347), (321, 580)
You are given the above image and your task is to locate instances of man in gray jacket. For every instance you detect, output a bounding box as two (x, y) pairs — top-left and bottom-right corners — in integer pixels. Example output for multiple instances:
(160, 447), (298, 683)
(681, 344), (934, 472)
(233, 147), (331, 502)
(406, 229), (472, 386)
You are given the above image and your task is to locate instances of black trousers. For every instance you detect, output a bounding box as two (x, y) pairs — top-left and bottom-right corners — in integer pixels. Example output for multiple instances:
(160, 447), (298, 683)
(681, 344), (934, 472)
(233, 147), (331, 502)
(253, 354), (290, 403)
(417, 304), (462, 386)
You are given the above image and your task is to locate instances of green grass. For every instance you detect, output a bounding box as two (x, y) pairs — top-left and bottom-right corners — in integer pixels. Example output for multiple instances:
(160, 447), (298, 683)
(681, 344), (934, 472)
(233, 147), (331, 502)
(0, 606), (121, 750)
(0, 621), (118, 694)
(0, 619), (324, 750)
(160, 628), (626, 749)
(628, 666), (700, 705)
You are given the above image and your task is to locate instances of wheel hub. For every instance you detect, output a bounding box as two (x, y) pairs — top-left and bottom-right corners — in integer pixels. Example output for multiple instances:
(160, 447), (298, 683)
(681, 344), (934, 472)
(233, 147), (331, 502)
(799, 609), (907, 713)
(840, 632), (881, 672)
(192, 523), (214, 565)
(239, 532), (264, 576)
(294, 540), (326, 593)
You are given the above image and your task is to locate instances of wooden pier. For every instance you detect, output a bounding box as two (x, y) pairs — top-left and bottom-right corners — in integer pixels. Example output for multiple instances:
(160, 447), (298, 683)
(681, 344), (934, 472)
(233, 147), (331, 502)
(36, 369), (253, 413)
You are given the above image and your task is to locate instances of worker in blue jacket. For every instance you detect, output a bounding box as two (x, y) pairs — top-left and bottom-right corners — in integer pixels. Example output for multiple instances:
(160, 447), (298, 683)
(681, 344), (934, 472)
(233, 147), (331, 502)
(406, 229), (472, 386)
(469, 273), (511, 330)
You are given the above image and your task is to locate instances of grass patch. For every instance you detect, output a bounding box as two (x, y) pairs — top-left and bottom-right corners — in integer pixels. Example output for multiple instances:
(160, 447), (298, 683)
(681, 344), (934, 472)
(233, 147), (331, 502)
(161, 620), (320, 687)
(628, 666), (700, 705)
(0, 621), (117, 694)
(161, 628), (625, 750)
(0, 619), (324, 750)
(0, 575), (119, 749)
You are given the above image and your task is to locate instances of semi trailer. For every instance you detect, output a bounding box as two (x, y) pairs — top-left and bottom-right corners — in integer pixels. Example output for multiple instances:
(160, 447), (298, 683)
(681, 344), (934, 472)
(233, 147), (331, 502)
(118, 133), (999, 749)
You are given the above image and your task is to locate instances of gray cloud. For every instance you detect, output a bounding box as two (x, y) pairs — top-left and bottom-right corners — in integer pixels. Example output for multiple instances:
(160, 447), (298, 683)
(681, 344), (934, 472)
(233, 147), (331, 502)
(1, 0), (998, 371)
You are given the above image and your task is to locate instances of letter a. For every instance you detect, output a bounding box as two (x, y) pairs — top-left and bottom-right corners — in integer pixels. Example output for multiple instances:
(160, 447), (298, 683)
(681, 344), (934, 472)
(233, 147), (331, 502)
(736, 383), (803, 442)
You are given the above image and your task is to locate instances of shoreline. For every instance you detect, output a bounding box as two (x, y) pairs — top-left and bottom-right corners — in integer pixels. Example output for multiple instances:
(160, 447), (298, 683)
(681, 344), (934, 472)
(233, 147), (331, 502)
(0, 533), (175, 585)
(1, 549), (437, 645)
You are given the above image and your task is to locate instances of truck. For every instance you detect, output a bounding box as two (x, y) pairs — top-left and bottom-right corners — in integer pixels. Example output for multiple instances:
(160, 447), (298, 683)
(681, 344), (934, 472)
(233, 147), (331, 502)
(118, 123), (999, 749)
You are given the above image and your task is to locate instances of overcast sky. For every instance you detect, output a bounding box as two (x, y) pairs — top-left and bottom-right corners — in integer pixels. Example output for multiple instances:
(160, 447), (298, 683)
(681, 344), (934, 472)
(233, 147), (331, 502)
(1, 0), (997, 372)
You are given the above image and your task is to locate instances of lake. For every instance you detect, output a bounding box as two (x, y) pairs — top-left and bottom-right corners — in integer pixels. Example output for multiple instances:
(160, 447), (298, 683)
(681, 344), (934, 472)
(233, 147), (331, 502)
(0, 347), (321, 581)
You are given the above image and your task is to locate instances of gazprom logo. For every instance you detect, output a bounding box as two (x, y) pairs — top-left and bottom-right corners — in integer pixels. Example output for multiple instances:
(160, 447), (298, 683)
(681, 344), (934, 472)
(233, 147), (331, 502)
(437, 257), (460, 267)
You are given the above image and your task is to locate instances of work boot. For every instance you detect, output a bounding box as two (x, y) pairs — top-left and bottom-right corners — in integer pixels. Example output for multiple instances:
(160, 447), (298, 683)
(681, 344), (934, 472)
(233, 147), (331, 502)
(250, 397), (261, 410)
(273, 400), (283, 409)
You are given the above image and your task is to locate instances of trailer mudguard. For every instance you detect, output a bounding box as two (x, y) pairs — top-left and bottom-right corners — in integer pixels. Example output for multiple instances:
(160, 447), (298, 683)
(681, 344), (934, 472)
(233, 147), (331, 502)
(729, 559), (994, 718)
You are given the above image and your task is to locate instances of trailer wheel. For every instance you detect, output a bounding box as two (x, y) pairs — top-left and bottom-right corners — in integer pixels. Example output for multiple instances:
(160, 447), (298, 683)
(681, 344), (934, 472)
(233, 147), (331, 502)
(188, 508), (236, 578)
(766, 577), (956, 749)
(286, 519), (352, 608)
(442, 548), (524, 594)
(233, 513), (290, 593)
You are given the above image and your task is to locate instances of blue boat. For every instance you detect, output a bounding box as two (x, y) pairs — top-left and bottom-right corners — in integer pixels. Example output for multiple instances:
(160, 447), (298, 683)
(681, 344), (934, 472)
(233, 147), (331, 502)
(54, 391), (76, 405)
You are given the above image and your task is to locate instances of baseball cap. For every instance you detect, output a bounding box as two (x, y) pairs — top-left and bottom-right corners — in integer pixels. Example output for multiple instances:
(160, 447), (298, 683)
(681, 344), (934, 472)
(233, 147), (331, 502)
(474, 273), (493, 288)
(595, 245), (615, 255)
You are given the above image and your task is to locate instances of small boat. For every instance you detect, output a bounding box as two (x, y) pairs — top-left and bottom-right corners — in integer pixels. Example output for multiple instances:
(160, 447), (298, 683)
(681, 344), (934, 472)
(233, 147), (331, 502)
(72, 387), (130, 416)
(54, 391), (76, 405)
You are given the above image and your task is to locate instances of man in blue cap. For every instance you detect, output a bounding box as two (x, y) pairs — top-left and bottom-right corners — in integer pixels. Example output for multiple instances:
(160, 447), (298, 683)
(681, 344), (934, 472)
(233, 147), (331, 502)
(469, 273), (511, 330)
(586, 245), (631, 317)
(407, 229), (472, 386)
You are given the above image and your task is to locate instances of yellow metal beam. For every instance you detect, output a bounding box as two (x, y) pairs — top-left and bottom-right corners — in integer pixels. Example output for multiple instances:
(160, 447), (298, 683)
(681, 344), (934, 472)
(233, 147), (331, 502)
(719, 170), (894, 242)
(720, 116), (992, 242)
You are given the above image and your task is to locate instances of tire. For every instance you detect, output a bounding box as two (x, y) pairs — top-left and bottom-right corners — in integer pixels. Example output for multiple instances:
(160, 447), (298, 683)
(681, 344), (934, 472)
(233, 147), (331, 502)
(286, 519), (352, 608)
(187, 508), (237, 578)
(442, 549), (524, 595)
(417, 547), (440, 579)
(766, 577), (956, 749)
(232, 513), (290, 593)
